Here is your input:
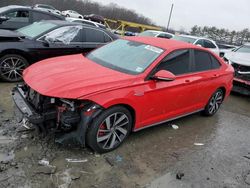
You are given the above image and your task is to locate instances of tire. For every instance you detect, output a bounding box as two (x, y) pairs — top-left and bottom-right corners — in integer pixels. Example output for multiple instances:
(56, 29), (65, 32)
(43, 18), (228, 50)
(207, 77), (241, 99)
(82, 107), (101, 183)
(66, 14), (70, 17)
(79, 16), (83, 19)
(203, 89), (224, 116)
(0, 54), (29, 82)
(87, 106), (133, 153)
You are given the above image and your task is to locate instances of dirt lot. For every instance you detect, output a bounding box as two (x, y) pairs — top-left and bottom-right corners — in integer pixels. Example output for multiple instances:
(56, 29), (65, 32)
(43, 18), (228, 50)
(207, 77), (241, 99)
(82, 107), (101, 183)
(0, 82), (250, 188)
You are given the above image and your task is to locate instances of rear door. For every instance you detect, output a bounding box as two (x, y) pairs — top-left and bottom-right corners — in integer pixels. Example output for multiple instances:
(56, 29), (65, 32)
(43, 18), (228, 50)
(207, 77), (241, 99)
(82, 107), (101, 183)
(190, 49), (222, 105)
(0, 9), (31, 30)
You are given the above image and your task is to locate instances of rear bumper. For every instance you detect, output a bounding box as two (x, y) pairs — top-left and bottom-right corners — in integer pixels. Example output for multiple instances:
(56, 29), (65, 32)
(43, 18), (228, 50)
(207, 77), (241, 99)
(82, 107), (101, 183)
(12, 86), (56, 124)
(232, 78), (250, 95)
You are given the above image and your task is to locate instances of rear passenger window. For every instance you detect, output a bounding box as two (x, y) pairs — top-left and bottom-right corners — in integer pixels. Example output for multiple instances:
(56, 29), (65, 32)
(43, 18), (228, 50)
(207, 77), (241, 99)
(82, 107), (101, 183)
(32, 11), (59, 21)
(157, 50), (191, 75)
(194, 50), (211, 72)
(85, 28), (105, 43)
(204, 40), (216, 49)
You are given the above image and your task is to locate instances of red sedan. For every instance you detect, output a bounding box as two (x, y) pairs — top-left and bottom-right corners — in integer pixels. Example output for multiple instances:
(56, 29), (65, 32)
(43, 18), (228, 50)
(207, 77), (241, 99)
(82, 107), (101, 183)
(13, 37), (234, 153)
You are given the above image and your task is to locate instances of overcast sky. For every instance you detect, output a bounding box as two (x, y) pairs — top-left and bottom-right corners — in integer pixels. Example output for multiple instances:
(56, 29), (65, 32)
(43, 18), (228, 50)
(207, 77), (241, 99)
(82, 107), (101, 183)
(94, 0), (250, 32)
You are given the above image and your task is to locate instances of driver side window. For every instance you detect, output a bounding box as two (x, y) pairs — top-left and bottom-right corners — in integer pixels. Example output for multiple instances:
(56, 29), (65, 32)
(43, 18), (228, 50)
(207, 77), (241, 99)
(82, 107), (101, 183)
(156, 49), (191, 75)
(3, 10), (29, 23)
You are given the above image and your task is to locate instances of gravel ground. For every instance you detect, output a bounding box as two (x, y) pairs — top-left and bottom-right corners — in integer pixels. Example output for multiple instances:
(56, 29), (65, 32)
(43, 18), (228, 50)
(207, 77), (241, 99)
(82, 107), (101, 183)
(0, 82), (249, 188)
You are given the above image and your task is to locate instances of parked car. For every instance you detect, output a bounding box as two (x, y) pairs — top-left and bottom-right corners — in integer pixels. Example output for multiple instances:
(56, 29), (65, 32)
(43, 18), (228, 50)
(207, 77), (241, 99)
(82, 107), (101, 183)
(0, 20), (118, 82)
(84, 14), (105, 24)
(0, 5), (64, 30)
(217, 43), (237, 57)
(172, 35), (220, 55)
(66, 17), (106, 29)
(138, 30), (174, 39)
(33, 4), (61, 15)
(12, 37), (234, 153)
(62, 10), (83, 19)
(224, 44), (250, 95)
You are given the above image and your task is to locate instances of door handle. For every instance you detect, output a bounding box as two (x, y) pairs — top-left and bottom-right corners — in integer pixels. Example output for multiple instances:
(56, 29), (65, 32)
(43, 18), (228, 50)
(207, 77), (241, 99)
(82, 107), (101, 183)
(213, 74), (219, 77)
(185, 79), (190, 83)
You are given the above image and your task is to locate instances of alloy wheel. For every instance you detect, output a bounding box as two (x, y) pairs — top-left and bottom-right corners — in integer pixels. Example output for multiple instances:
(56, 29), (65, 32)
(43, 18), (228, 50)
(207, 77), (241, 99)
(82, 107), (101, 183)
(97, 112), (129, 150)
(0, 56), (27, 81)
(208, 90), (223, 114)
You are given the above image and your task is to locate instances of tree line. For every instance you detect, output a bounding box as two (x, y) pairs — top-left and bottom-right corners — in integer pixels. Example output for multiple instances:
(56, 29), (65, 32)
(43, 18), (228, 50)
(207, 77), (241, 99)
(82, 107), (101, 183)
(190, 25), (250, 45)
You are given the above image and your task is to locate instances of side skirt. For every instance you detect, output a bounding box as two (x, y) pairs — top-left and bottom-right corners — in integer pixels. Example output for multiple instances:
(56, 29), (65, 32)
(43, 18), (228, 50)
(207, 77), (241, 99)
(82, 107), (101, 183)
(133, 109), (204, 132)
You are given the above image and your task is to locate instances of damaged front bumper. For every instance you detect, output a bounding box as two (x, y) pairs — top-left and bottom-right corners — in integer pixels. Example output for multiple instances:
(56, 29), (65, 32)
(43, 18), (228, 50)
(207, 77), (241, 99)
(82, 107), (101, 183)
(232, 78), (250, 95)
(12, 85), (103, 146)
(12, 86), (56, 124)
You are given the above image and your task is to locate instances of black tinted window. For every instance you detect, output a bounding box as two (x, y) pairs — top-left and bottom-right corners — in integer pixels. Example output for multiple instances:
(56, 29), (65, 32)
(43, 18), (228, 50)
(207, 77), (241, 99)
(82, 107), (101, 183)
(195, 39), (204, 46)
(211, 55), (221, 69)
(158, 33), (172, 39)
(204, 40), (216, 48)
(85, 28), (105, 43)
(194, 50), (212, 72)
(4, 10), (29, 22)
(32, 11), (59, 21)
(157, 50), (191, 75)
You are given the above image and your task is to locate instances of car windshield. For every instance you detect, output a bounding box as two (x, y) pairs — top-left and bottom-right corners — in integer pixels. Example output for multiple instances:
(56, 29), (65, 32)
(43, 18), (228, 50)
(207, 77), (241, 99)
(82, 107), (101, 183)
(138, 31), (158, 37)
(235, 45), (250, 53)
(87, 39), (164, 75)
(172, 35), (196, 44)
(17, 22), (57, 38)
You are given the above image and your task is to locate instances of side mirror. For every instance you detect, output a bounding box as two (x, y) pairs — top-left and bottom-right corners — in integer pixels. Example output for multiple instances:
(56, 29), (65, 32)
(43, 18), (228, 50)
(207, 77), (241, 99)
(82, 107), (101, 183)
(152, 70), (176, 81)
(0, 16), (9, 23)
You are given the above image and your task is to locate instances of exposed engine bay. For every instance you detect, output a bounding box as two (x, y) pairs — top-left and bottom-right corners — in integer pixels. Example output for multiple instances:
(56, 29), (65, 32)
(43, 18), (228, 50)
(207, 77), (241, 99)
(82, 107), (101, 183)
(12, 84), (103, 146)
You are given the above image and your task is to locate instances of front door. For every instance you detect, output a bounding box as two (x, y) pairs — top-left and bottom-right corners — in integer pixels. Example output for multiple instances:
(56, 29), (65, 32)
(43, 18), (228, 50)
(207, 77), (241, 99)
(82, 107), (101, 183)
(139, 49), (200, 128)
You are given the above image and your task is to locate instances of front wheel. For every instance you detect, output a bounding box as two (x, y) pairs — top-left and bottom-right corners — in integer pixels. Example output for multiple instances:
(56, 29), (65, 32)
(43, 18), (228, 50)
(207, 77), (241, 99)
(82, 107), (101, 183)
(87, 106), (132, 153)
(0, 54), (29, 82)
(203, 89), (224, 116)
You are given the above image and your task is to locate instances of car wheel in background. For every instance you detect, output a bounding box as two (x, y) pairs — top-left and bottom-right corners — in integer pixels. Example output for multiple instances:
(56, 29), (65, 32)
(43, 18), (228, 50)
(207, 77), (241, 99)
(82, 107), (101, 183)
(87, 106), (132, 153)
(0, 54), (29, 82)
(203, 89), (224, 116)
(66, 14), (70, 17)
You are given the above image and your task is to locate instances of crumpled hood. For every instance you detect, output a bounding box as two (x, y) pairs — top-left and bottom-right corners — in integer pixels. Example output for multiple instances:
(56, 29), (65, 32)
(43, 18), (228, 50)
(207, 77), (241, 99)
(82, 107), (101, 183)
(23, 54), (136, 99)
(225, 52), (250, 66)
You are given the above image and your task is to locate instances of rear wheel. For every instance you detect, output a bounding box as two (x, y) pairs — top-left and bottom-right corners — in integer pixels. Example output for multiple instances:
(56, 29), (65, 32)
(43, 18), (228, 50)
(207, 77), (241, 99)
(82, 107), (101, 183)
(203, 89), (224, 116)
(87, 106), (132, 153)
(0, 54), (29, 82)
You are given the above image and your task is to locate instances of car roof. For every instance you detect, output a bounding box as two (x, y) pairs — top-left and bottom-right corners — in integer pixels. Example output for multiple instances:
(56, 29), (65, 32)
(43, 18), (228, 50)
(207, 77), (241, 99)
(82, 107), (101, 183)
(1, 5), (30, 10)
(179, 34), (215, 42)
(67, 18), (105, 27)
(0, 5), (64, 19)
(145, 30), (173, 35)
(126, 36), (199, 50)
(38, 20), (117, 39)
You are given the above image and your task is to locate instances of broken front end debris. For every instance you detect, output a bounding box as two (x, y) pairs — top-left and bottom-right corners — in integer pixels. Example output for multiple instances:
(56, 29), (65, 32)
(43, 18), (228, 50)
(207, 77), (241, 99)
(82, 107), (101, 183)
(12, 84), (103, 146)
(231, 63), (250, 95)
